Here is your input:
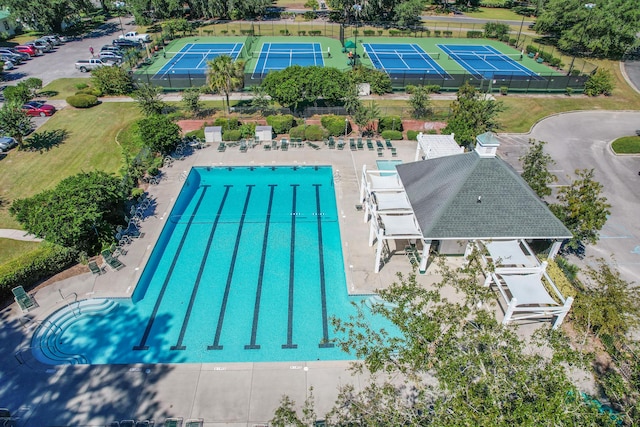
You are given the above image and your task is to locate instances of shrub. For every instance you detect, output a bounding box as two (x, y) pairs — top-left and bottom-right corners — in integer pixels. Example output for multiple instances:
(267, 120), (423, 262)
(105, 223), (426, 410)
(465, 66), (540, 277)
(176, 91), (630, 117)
(66, 94), (99, 108)
(434, 30), (441, 37)
(565, 87), (574, 96)
(279, 29), (289, 36)
(584, 68), (614, 96)
(266, 114), (295, 134)
(304, 125), (325, 141)
(289, 126), (305, 139)
(91, 66), (134, 95)
(467, 30), (483, 38)
(389, 29), (401, 36)
(0, 244), (78, 300)
(214, 117), (240, 130)
(509, 38), (516, 46)
(425, 84), (441, 93)
(363, 30), (375, 36)
(381, 130), (403, 140)
(303, 11), (316, 20)
(443, 30), (453, 37)
(75, 83), (89, 90)
(185, 128), (205, 139)
(238, 122), (256, 138)
(222, 129), (242, 141)
(378, 116), (403, 132)
(549, 57), (562, 68)
(298, 30), (306, 36)
(76, 87), (103, 97)
(407, 130), (419, 140)
(321, 115), (349, 136)
(526, 45), (538, 55)
(499, 86), (508, 95)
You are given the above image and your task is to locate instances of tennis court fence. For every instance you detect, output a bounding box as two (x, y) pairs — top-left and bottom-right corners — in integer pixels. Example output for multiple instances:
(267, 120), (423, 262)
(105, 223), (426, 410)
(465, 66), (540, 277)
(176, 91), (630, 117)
(134, 70), (588, 93)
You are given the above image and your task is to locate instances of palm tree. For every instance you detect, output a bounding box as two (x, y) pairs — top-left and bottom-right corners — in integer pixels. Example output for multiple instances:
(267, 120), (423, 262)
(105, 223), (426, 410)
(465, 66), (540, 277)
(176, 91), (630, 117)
(206, 55), (245, 114)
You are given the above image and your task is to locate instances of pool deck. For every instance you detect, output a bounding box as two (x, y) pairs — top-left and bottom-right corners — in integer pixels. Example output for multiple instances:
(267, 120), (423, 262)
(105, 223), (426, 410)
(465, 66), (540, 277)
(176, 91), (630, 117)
(0, 141), (507, 426)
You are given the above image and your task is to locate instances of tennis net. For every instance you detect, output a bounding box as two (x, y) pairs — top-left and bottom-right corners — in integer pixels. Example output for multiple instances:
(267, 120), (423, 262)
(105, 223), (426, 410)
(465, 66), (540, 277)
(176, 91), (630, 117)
(447, 53), (523, 62)
(370, 51), (440, 60)
(251, 50), (325, 58)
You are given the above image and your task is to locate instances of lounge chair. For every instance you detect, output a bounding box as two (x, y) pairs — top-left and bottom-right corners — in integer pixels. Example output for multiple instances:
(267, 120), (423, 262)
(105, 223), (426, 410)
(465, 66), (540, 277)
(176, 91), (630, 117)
(377, 148), (384, 157)
(263, 142), (271, 150)
(217, 142), (226, 152)
(337, 139), (345, 150)
(185, 419), (204, 427)
(281, 139), (289, 151)
(391, 147), (397, 157)
(102, 249), (125, 271)
(135, 421), (153, 427)
(239, 140), (248, 152)
(328, 138), (335, 149)
(385, 139), (393, 149)
(88, 260), (104, 275)
(12, 286), (36, 312)
(366, 139), (374, 150)
(357, 138), (363, 149)
(164, 418), (183, 427)
(376, 140), (384, 149)
(349, 138), (356, 150)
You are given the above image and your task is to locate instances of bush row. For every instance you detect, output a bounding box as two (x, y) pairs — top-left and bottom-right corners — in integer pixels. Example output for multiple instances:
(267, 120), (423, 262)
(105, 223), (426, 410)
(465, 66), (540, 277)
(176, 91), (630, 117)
(0, 244), (78, 300)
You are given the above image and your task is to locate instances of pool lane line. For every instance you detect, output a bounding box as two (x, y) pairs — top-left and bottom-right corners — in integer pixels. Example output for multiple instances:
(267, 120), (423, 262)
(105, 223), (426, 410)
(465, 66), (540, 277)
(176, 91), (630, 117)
(208, 185), (255, 350)
(245, 184), (277, 350)
(133, 185), (213, 351)
(170, 185), (231, 351)
(314, 184), (334, 348)
(282, 184), (299, 349)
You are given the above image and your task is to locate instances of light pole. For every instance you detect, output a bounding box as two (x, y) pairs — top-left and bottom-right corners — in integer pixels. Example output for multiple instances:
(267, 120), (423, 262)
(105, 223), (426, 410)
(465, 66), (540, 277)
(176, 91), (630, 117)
(352, 3), (362, 69)
(515, 15), (525, 49)
(345, 118), (349, 137)
(568, 3), (596, 76)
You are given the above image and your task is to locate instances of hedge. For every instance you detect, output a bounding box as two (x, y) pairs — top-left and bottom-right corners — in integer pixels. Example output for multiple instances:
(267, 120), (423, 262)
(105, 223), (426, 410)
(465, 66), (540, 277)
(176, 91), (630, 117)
(321, 115), (350, 136)
(0, 244), (78, 300)
(266, 114), (295, 134)
(467, 31), (483, 38)
(407, 130), (419, 140)
(66, 94), (99, 108)
(75, 87), (102, 97)
(214, 117), (240, 130)
(378, 116), (403, 132)
(304, 125), (325, 141)
(381, 130), (403, 140)
(222, 129), (242, 141)
(289, 126), (305, 140)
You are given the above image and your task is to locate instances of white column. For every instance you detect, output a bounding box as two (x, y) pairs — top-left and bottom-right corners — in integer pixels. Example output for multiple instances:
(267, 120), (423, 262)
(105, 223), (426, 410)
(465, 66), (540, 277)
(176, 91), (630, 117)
(418, 240), (432, 274)
(548, 240), (563, 259)
(359, 165), (367, 202)
(374, 235), (385, 273)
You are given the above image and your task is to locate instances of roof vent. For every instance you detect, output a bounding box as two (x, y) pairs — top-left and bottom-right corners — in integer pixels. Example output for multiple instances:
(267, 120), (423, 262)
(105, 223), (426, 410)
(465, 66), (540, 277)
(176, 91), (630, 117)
(477, 196), (482, 203)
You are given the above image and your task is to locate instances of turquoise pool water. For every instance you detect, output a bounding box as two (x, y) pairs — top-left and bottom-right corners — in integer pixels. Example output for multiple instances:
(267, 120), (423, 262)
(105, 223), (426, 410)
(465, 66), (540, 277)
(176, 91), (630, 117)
(376, 160), (402, 175)
(32, 166), (394, 365)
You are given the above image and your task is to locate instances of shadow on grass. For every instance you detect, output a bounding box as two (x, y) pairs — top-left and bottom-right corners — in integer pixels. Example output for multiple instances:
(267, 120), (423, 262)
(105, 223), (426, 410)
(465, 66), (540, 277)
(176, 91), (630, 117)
(38, 90), (59, 97)
(24, 129), (69, 152)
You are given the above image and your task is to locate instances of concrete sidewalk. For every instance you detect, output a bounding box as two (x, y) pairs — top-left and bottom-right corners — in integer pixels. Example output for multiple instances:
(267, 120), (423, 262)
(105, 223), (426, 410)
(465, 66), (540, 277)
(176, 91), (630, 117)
(0, 229), (42, 242)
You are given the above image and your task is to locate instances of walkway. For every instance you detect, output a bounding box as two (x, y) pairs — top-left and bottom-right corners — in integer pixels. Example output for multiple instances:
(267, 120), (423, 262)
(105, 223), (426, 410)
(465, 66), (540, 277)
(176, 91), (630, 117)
(0, 229), (42, 242)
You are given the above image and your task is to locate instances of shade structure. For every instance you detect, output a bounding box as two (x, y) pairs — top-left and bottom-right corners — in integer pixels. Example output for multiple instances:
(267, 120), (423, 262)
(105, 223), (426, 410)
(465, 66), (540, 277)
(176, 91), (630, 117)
(344, 40), (356, 48)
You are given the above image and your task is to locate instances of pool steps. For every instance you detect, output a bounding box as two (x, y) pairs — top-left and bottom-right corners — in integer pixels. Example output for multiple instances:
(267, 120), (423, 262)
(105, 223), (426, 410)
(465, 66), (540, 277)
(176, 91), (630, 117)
(32, 299), (119, 364)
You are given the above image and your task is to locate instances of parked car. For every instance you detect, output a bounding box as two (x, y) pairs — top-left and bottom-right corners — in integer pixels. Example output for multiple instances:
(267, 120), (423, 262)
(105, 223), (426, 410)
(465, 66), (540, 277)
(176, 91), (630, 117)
(0, 52), (22, 64)
(25, 40), (52, 53)
(101, 45), (123, 54)
(15, 45), (42, 57)
(98, 51), (123, 62)
(0, 49), (26, 62)
(22, 101), (56, 117)
(75, 58), (117, 72)
(119, 31), (150, 43)
(41, 35), (62, 45)
(112, 38), (140, 49)
(0, 136), (18, 152)
(0, 57), (16, 70)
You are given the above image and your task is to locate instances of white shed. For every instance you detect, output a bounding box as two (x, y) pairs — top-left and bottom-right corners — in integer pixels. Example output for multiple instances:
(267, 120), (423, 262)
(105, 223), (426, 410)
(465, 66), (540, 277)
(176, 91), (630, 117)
(255, 126), (272, 143)
(204, 126), (222, 143)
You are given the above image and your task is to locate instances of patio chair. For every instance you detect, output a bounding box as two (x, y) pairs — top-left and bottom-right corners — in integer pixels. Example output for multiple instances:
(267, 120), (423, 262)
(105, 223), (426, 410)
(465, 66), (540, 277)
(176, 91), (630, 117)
(385, 139), (393, 149)
(328, 138), (335, 149)
(239, 140), (248, 152)
(217, 142), (226, 152)
(281, 139), (289, 151)
(337, 139), (345, 150)
(271, 140), (278, 150)
(88, 260), (104, 275)
(357, 138), (363, 149)
(263, 142), (271, 150)
(376, 140), (384, 149)
(349, 138), (356, 150)
(164, 418), (183, 427)
(101, 249), (125, 271)
(366, 139), (374, 150)
(12, 286), (36, 312)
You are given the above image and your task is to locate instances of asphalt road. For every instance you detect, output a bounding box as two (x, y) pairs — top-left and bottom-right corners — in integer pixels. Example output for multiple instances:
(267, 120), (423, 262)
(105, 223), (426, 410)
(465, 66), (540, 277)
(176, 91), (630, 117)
(497, 111), (640, 284)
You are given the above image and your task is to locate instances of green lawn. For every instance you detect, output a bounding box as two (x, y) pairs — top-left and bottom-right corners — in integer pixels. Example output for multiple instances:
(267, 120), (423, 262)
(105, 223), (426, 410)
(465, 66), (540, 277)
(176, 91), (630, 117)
(611, 136), (640, 154)
(0, 239), (42, 264)
(41, 78), (95, 99)
(463, 7), (530, 21)
(0, 103), (142, 229)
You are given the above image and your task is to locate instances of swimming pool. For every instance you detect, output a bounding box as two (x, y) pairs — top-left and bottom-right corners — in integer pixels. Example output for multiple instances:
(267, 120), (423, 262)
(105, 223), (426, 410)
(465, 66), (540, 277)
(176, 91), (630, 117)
(32, 166), (395, 364)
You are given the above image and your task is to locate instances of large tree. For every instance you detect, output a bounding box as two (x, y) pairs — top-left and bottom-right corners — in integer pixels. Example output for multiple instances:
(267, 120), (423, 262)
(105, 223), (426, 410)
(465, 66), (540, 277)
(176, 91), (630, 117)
(407, 84), (432, 119)
(271, 256), (617, 425)
(442, 82), (503, 147)
(10, 171), (126, 253)
(0, 0), (93, 32)
(520, 139), (557, 198)
(535, 0), (640, 58)
(550, 168), (611, 250)
(206, 55), (245, 114)
(136, 115), (181, 155)
(0, 104), (32, 149)
(132, 83), (166, 116)
(394, 0), (425, 28)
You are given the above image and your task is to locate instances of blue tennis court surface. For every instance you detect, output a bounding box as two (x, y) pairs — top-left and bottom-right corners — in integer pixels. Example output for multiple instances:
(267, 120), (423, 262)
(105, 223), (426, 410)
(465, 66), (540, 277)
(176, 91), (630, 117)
(155, 43), (243, 78)
(363, 43), (449, 78)
(252, 43), (324, 77)
(438, 44), (541, 80)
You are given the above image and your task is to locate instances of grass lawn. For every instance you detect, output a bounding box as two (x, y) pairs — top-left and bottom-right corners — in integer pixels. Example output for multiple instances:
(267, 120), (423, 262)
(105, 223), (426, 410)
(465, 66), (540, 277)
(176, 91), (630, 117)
(0, 102), (142, 229)
(611, 136), (640, 154)
(463, 7), (530, 21)
(0, 239), (42, 264)
(41, 78), (95, 99)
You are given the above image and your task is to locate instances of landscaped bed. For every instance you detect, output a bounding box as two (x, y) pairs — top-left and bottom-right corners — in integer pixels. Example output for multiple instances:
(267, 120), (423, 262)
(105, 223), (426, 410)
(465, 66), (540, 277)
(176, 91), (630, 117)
(611, 135), (640, 154)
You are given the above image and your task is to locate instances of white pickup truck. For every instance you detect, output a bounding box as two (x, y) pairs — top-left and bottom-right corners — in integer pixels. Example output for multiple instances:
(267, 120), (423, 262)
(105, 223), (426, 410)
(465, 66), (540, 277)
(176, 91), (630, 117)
(119, 31), (150, 43)
(75, 58), (116, 72)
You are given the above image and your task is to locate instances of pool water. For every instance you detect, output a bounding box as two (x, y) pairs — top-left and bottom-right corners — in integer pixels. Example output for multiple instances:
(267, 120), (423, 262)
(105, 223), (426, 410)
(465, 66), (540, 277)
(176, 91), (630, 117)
(33, 166), (395, 364)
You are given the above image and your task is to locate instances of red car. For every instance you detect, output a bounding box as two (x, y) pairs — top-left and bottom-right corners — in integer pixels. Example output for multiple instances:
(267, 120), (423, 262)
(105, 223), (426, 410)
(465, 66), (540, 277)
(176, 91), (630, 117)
(22, 101), (56, 117)
(15, 45), (42, 57)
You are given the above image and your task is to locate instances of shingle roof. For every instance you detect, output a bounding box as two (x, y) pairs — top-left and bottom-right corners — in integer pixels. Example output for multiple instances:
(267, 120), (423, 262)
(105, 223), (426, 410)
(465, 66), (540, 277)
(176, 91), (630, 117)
(396, 151), (572, 240)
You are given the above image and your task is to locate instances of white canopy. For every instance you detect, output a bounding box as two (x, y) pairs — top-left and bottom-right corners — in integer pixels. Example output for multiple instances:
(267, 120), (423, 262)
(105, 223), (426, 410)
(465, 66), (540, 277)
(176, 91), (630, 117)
(370, 214), (426, 273)
(484, 240), (537, 268)
(501, 274), (558, 306)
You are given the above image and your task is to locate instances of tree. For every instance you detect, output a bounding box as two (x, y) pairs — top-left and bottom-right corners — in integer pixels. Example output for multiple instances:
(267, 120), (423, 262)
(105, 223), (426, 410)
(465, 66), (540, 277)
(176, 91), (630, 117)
(10, 171), (126, 253)
(519, 139), (557, 198)
(132, 83), (166, 116)
(0, 104), (33, 149)
(249, 86), (275, 116)
(584, 68), (615, 96)
(2, 83), (31, 104)
(136, 115), (181, 155)
(535, 0), (640, 58)
(206, 55), (245, 114)
(24, 77), (43, 98)
(550, 169), (611, 249)
(342, 84), (362, 116)
(272, 255), (616, 425)
(442, 81), (503, 147)
(353, 101), (380, 136)
(92, 66), (134, 95)
(182, 87), (203, 116)
(0, 0), (93, 32)
(394, 0), (425, 28)
(407, 84), (432, 119)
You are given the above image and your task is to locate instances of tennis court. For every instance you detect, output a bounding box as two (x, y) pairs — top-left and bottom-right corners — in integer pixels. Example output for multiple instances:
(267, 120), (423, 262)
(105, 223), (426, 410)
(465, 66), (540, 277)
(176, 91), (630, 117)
(252, 42), (324, 78)
(362, 43), (449, 78)
(438, 44), (541, 80)
(155, 43), (243, 78)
